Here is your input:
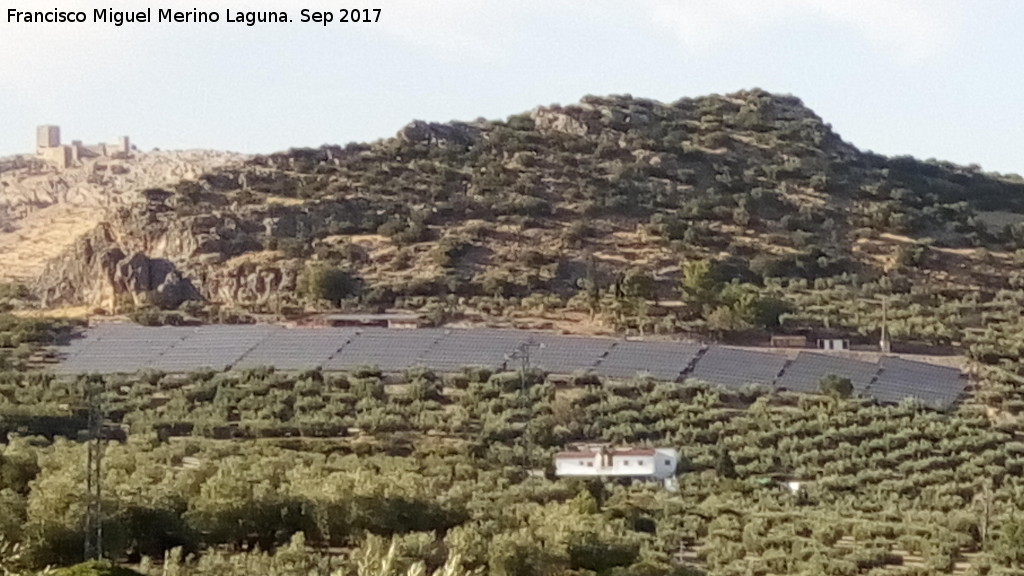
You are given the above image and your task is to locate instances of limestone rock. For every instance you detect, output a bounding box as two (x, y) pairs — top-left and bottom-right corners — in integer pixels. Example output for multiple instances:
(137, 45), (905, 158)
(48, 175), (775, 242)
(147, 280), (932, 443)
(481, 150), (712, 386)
(530, 107), (592, 137)
(397, 121), (478, 147)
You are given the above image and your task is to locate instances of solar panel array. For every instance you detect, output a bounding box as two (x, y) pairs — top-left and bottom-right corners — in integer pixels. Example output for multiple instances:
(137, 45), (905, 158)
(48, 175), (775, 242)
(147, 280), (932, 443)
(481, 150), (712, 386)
(416, 329), (524, 372)
(234, 328), (358, 371)
(595, 340), (703, 381)
(775, 352), (880, 395)
(868, 356), (966, 409)
(148, 325), (281, 373)
(687, 346), (789, 390)
(530, 334), (617, 373)
(52, 325), (968, 408)
(321, 328), (448, 372)
(55, 325), (194, 374)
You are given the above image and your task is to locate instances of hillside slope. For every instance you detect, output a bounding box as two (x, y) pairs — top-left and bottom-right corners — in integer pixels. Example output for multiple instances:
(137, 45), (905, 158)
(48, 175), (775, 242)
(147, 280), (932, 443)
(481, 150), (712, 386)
(0, 150), (246, 283)
(29, 90), (1024, 338)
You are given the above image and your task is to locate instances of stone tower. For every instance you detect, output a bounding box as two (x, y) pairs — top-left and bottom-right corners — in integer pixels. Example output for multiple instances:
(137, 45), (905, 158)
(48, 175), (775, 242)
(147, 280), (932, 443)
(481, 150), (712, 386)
(36, 125), (60, 150)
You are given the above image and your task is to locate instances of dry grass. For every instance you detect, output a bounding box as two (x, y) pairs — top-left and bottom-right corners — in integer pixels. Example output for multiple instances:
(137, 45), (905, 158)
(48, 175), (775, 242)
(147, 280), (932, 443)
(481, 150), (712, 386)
(0, 204), (106, 283)
(264, 195), (307, 206)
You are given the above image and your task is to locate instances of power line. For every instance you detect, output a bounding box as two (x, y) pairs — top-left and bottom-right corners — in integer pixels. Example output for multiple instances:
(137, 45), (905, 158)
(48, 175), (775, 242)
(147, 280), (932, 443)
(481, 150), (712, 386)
(507, 337), (541, 394)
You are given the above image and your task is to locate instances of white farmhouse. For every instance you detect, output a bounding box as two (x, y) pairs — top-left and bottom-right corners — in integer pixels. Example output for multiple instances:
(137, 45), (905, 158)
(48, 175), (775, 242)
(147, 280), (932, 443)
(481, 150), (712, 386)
(554, 447), (679, 491)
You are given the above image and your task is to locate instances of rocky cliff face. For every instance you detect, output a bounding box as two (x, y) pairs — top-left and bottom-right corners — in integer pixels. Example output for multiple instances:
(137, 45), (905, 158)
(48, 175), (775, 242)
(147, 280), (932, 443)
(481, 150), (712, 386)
(0, 149), (247, 283)
(34, 202), (301, 311)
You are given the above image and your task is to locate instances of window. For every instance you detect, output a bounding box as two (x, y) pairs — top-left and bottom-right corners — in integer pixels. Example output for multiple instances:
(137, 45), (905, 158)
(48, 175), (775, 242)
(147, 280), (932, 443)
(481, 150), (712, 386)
(664, 459), (671, 466)
(579, 460), (585, 465)
(623, 460), (631, 466)
(586, 461), (593, 467)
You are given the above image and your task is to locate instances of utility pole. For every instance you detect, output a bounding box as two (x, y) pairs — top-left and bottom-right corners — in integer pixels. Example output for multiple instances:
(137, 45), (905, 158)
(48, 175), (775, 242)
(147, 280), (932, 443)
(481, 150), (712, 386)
(506, 338), (542, 473)
(507, 338), (541, 394)
(83, 375), (105, 560)
(880, 297), (892, 353)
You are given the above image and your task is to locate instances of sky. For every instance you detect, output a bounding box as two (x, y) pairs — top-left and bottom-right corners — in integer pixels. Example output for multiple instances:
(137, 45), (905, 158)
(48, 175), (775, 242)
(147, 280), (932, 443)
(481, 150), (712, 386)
(2, 0), (1023, 175)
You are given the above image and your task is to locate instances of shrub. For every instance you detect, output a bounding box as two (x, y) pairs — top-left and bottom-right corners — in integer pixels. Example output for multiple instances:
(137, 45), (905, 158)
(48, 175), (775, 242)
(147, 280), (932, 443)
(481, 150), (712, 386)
(820, 374), (854, 400)
(299, 265), (361, 306)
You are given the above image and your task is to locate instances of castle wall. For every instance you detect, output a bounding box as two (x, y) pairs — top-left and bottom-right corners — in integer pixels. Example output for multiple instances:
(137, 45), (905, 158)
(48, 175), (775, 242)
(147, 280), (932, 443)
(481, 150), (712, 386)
(38, 145), (71, 168)
(34, 126), (132, 168)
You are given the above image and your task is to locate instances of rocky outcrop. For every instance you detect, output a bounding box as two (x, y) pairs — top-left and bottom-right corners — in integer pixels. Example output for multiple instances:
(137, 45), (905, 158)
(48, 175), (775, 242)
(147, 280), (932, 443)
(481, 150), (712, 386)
(35, 222), (199, 310)
(0, 149), (246, 219)
(34, 199), (303, 310)
(530, 109), (589, 137)
(398, 121), (479, 147)
(194, 261), (299, 305)
(0, 149), (247, 283)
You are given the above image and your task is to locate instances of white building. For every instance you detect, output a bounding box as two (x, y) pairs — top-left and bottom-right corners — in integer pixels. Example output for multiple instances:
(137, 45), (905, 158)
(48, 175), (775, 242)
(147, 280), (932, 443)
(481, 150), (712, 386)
(817, 338), (850, 351)
(554, 447), (679, 491)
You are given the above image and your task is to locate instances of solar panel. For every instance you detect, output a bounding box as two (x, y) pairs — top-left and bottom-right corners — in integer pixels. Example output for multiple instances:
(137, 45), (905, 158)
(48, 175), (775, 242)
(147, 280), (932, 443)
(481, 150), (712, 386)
(234, 328), (358, 370)
(145, 325), (281, 372)
(528, 334), (617, 373)
(687, 346), (788, 389)
(53, 325), (194, 373)
(775, 352), (880, 395)
(49, 327), (969, 411)
(595, 340), (703, 381)
(322, 328), (448, 372)
(415, 329), (525, 372)
(868, 357), (966, 409)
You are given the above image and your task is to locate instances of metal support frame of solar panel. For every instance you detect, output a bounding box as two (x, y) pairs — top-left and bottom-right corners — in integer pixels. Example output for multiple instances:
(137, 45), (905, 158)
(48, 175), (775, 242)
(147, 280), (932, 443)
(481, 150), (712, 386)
(322, 328), (448, 372)
(686, 346), (788, 390)
(414, 329), (524, 372)
(775, 352), (880, 396)
(233, 328), (359, 371)
(869, 357), (966, 409)
(55, 325), (195, 374)
(528, 334), (617, 374)
(594, 340), (703, 381)
(145, 325), (282, 373)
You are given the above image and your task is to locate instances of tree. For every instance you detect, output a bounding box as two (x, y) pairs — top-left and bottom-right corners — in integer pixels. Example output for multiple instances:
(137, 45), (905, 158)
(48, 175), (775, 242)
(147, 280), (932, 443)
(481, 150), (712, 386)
(680, 260), (720, 311)
(705, 306), (752, 335)
(715, 448), (737, 479)
(568, 532), (639, 572)
(819, 374), (853, 400)
(621, 268), (656, 301)
(895, 242), (929, 268)
(488, 531), (551, 576)
(748, 296), (792, 329)
(300, 266), (360, 307)
(995, 515), (1024, 567)
(352, 536), (480, 576)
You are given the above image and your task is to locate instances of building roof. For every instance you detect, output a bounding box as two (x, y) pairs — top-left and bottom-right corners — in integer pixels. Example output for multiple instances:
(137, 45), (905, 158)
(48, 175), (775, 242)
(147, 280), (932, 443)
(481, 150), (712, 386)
(555, 448), (660, 459)
(556, 451), (597, 459)
(322, 313), (421, 322)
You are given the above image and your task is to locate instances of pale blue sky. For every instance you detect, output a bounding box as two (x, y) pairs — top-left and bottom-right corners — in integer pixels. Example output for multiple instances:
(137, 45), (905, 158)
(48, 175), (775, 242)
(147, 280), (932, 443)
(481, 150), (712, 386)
(2, 0), (1022, 175)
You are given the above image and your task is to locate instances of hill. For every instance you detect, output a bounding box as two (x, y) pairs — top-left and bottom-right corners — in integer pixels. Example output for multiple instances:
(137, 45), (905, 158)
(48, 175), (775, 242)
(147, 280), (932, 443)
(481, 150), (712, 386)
(23, 90), (1024, 343)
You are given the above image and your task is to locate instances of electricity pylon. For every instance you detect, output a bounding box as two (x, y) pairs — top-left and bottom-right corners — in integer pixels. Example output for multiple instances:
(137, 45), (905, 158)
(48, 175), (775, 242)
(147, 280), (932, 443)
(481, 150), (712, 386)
(82, 375), (105, 560)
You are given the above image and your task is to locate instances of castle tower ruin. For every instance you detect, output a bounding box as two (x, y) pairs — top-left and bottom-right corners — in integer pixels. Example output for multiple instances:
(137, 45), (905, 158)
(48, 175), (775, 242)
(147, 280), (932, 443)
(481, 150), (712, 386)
(36, 125), (60, 150)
